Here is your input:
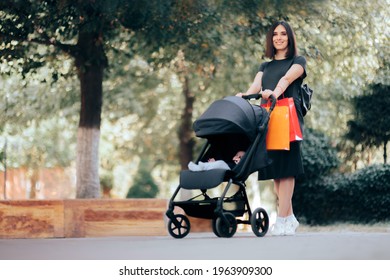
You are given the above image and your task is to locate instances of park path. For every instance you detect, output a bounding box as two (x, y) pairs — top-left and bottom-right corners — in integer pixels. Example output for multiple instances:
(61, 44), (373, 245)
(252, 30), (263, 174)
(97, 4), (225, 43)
(1, 230), (390, 260)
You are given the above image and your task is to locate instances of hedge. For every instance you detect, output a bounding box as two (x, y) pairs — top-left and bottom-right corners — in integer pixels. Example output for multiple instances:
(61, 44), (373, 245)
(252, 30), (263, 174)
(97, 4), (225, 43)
(294, 164), (390, 225)
(292, 128), (390, 225)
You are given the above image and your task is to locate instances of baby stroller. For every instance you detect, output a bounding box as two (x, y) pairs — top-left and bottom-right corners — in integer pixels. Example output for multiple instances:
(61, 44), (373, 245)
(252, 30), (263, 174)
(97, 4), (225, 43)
(166, 94), (276, 238)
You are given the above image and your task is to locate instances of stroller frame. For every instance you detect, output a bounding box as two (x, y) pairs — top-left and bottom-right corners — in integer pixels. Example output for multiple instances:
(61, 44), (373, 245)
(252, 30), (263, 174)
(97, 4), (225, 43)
(166, 139), (268, 238)
(166, 94), (276, 238)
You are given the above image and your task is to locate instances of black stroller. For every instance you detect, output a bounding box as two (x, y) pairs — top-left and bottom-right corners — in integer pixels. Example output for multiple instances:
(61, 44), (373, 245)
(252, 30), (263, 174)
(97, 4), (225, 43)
(166, 94), (276, 238)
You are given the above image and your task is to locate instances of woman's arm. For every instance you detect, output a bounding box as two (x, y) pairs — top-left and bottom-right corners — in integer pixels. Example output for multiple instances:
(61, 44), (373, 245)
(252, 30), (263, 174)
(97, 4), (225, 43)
(261, 64), (305, 99)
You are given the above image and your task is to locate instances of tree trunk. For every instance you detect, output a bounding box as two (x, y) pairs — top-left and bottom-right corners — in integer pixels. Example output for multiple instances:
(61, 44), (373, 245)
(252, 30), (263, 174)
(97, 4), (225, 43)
(74, 31), (106, 198)
(76, 127), (101, 198)
(178, 75), (195, 200)
(174, 49), (196, 200)
(178, 75), (195, 170)
(384, 139), (388, 164)
(28, 168), (39, 199)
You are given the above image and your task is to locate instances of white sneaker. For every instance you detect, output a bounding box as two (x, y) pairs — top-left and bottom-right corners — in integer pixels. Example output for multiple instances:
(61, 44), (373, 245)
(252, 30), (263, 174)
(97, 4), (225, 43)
(270, 217), (286, 236)
(285, 215), (299, 235)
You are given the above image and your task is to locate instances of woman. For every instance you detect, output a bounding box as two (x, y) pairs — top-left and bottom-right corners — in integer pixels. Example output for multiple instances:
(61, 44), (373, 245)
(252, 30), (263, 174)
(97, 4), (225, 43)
(237, 21), (307, 236)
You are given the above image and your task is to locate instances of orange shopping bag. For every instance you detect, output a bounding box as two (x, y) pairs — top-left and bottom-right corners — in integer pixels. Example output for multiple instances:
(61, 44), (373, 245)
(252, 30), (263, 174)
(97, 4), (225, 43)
(277, 97), (303, 142)
(262, 102), (290, 150)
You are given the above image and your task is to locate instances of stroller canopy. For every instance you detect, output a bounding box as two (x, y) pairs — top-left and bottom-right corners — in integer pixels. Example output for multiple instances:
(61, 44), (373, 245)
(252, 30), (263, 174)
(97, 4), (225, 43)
(192, 96), (270, 181)
(193, 96), (264, 141)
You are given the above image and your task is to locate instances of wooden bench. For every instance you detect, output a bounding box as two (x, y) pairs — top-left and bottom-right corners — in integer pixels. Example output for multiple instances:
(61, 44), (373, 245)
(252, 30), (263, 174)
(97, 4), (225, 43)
(0, 199), (168, 238)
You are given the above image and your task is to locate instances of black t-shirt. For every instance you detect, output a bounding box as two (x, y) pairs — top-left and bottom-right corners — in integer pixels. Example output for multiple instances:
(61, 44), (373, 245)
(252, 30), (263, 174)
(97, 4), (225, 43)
(259, 56), (307, 100)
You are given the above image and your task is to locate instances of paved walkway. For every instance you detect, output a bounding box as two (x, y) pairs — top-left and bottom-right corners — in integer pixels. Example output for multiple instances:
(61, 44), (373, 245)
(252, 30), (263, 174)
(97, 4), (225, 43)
(1, 231), (390, 260)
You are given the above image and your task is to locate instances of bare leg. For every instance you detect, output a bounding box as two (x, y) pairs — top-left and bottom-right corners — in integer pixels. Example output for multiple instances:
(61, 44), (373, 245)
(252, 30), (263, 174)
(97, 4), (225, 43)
(273, 179), (280, 212)
(277, 177), (295, 217)
(271, 177), (298, 236)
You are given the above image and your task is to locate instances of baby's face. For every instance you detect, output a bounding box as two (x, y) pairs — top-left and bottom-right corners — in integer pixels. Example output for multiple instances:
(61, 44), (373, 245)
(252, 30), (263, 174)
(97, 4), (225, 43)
(233, 151), (245, 164)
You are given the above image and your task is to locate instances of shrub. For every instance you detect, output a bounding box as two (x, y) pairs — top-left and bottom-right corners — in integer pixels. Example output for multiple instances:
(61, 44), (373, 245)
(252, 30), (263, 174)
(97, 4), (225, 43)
(291, 128), (338, 224)
(293, 129), (390, 224)
(299, 128), (339, 181)
(126, 159), (159, 198)
(294, 164), (390, 225)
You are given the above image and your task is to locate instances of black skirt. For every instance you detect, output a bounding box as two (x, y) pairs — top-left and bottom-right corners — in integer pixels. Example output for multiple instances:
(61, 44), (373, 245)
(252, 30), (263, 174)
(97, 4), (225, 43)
(258, 141), (304, 180)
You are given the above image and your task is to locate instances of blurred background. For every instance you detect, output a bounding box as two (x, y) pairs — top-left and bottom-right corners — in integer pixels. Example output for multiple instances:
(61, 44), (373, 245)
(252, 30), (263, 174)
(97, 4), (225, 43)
(0, 0), (389, 225)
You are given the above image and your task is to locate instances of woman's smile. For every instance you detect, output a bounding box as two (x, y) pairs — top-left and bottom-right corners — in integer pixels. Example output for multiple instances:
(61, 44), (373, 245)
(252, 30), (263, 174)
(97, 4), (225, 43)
(273, 24), (289, 52)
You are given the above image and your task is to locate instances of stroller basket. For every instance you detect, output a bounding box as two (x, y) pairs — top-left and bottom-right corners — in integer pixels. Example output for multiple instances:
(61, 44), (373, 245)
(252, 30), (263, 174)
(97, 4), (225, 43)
(177, 197), (247, 219)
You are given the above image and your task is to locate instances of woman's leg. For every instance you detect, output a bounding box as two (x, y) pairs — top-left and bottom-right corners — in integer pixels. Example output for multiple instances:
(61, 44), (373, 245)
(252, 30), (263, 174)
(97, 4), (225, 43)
(271, 177), (298, 235)
(277, 177), (295, 217)
(274, 179), (280, 212)
(271, 179), (284, 235)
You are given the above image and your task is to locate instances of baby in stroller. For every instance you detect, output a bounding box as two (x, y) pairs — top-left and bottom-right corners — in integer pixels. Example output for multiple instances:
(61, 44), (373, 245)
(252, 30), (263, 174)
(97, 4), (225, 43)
(188, 150), (245, 171)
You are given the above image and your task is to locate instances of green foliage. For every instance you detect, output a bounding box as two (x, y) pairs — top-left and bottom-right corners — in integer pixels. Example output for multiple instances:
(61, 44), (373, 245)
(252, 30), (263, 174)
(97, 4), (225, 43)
(345, 83), (390, 163)
(296, 0), (389, 142)
(126, 159), (159, 199)
(299, 128), (339, 181)
(0, 118), (76, 169)
(1, 0), (389, 198)
(100, 172), (114, 190)
(294, 127), (390, 225)
(0, 149), (4, 171)
(294, 164), (390, 225)
(294, 128), (339, 223)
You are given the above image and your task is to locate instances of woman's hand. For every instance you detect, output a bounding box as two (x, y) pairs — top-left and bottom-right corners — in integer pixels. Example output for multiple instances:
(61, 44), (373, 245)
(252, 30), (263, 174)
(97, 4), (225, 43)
(236, 92), (244, 97)
(261, 89), (275, 100)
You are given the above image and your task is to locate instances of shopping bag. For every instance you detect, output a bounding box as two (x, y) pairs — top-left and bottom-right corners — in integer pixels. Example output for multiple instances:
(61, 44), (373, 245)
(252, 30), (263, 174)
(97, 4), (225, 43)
(261, 103), (290, 150)
(277, 98), (303, 142)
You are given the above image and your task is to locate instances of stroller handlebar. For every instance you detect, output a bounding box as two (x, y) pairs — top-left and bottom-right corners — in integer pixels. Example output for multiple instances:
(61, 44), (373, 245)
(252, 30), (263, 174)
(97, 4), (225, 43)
(242, 93), (261, 100)
(241, 93), (277, 112)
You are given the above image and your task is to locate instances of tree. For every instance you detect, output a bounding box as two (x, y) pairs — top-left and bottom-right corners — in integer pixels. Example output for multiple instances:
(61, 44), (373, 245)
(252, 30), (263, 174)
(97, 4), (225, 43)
(1, 1), (114, 197)
(345, 83), (390, 164)
(2, 0), (386, 199)
(0, 0), (222, 197)
(139, 1), (223, 171)
(297, 0), (389, 138)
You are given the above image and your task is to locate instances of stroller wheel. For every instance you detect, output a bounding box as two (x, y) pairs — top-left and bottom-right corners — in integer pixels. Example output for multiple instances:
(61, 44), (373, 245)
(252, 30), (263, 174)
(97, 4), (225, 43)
(212, 218), (221, 237)
(250, 207), (269, 237)
(216, 212), (237, 238)
(167, 214), (191, 239)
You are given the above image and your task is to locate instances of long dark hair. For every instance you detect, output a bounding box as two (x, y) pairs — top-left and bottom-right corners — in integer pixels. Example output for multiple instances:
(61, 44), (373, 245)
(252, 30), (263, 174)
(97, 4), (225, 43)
(265, 21), (298, 59)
